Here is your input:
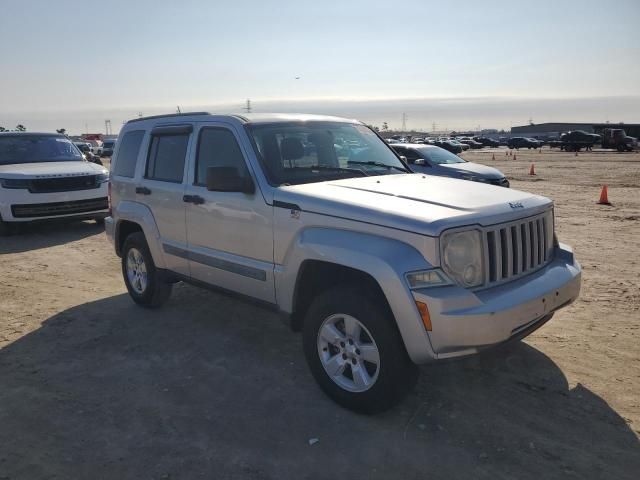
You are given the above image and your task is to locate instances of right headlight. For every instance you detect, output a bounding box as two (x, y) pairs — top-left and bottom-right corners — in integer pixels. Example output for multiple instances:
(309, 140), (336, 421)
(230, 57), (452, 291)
(440, 229), (485, 288)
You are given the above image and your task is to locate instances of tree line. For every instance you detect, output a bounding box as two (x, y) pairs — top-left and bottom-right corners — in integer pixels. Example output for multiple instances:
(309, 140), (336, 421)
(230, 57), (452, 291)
(0, 126), (69, 135)
(0, 125), (27, 132)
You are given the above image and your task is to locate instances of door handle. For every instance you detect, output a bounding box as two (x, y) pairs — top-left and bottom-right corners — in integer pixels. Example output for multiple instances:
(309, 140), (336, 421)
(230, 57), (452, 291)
(135, 186), (151, 195)
(183, 194), (205, 205)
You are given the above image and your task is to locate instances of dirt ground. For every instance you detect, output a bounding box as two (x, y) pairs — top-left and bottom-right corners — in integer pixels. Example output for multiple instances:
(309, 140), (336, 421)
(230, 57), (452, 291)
(1, 148), (638, 479)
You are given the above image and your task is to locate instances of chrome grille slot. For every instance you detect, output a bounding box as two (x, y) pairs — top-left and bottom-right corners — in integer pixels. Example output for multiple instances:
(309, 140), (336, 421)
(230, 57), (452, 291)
(483, 210), (554, 288)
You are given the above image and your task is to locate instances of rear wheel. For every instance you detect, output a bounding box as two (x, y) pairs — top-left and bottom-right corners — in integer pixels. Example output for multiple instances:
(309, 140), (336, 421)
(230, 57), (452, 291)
(121, 232), (172, 307)
(302, 286), (418, 414)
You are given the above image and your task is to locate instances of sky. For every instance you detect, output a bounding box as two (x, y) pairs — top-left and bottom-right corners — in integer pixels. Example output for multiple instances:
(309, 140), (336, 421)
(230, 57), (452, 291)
(1, 0), (639, 133)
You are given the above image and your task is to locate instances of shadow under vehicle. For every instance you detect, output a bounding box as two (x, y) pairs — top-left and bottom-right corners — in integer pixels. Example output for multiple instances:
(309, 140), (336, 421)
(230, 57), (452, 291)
(0, 290), (637, 479)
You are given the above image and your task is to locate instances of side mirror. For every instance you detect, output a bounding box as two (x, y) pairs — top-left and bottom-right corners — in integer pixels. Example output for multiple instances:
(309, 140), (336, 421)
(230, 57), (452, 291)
(399, 155), (408, 163)
(206, 166), (255, 194)
(414, 159), (426, 166)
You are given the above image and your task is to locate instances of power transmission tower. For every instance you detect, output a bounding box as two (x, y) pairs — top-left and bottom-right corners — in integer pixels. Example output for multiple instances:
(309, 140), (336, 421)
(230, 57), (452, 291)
(104, 120), (112, 136)
(176, 105), (182, 114)
(243, 99), (252, 113)
(401, 113), (407, 131)
(432, 122), (436, 133)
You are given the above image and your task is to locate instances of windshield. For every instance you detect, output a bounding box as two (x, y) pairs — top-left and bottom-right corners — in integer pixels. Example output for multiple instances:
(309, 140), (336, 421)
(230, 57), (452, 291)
(248, 122), (409, 186)
(420, 147), (466, 165)
(0, 135), (84, 165)
(103, 141), (115, 148)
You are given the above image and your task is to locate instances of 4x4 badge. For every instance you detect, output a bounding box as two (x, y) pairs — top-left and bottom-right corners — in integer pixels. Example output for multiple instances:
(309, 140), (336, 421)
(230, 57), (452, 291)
(509, 202), (524, 209)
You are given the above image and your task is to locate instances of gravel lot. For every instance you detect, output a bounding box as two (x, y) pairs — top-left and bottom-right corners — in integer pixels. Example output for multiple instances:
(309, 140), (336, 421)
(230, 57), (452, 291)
(1, 148), (639, 479)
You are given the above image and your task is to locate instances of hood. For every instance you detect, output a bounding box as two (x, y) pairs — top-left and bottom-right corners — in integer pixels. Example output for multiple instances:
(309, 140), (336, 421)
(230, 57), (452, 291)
(0, 161), (106, 178)
(434, 161), (504, 179)
(275, 174), (551, 236)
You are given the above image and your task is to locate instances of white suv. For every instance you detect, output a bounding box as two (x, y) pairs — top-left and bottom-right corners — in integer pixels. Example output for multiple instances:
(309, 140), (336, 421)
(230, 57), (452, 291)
(0, 132), (109, 235)
(106, 112), (581, 413)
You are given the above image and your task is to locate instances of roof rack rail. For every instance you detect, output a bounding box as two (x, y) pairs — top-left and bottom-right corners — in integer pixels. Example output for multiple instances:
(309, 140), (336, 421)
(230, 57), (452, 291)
(231, 114), (250, 122)
(126, 112), (211, 124)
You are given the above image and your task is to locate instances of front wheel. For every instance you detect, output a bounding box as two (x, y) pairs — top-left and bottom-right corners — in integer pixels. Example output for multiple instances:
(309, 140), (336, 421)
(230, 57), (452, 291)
(121, 232), (172, 307)
(302, 286), (418, 414)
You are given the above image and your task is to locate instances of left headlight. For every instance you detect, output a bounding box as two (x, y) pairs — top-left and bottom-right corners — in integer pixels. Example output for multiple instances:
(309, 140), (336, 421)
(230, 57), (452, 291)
(440, 229), (485, 288)
(96, 173), (110, 184)
(0, 178), (30, 189)
(461, 174), (487, 183)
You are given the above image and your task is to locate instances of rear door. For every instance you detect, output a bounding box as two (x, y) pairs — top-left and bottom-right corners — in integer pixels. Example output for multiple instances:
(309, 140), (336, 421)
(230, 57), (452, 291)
(138, 124), (193, 276)
(183, 121), (275, 303)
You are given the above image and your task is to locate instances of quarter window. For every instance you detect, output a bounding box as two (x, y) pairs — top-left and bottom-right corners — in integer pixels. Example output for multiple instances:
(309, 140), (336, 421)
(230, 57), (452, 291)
(196, 128), (248, 185)
(112, 130), (144, 178)
(146, 133), (189, 183)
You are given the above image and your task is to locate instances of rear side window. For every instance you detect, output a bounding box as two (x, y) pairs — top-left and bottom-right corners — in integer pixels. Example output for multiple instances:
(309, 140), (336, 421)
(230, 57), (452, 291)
(195, 128), (248, 185)
(112, 130), (144, 178)
(146, 134), (189, 183)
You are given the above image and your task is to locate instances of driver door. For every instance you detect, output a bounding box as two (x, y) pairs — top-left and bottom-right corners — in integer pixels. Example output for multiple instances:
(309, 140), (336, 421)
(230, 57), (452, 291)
(183, 122), (275, 303)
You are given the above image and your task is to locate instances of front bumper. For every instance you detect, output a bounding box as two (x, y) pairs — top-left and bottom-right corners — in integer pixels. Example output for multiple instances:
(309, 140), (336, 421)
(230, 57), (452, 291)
(0, 184), (109, 222)
(412, 244), (581, 360)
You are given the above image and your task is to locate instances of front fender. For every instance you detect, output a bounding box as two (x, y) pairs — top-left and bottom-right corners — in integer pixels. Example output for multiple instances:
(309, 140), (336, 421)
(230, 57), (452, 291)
(115, 201), (166, 269)
(276, 227), (437, 363)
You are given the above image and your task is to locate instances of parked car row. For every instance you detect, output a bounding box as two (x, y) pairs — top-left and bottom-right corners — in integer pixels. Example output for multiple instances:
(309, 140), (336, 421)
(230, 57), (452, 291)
(388, 136), (501, 150)
(507, 137), (542, 149)
(73, 142), (104, 165)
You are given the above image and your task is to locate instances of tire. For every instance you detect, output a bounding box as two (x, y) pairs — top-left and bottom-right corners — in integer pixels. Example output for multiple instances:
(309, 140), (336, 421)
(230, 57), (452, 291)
(302, 286), (418, 414)
(121, 232), (172, 308)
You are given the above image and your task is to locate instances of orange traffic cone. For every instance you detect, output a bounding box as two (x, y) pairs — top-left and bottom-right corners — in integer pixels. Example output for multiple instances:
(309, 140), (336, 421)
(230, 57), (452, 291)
(513, 154), (517, 161)
(529, 163), (535, 175)
(575, 151), (578, 157)
(509, 150), (513, 156)
(539, 148), (542, 154)
(597, 185), (611, 205)
(505, 151), (508, 156)
(492, 153), (495, 160)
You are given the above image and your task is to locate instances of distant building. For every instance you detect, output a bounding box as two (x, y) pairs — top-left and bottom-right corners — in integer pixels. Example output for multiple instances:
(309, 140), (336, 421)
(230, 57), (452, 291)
(511, 122), (640, 139)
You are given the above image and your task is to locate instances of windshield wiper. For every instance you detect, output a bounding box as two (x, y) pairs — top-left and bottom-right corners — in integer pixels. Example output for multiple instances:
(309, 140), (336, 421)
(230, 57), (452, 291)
(347, 160), (408, 173)
(292, 165), (368, 176)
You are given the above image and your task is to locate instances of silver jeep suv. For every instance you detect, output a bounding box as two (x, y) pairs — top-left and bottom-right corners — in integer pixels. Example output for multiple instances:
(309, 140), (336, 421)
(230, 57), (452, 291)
(106, 112), (581, 413)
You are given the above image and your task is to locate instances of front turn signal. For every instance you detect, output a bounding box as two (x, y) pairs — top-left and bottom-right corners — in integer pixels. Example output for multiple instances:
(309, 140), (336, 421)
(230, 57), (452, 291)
(415, 301), (432, 331)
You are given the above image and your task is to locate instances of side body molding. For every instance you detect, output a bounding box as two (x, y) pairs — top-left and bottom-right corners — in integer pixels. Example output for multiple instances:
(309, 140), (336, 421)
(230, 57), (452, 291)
(275, 227), (437, 363)
(114, 200), (167, 268)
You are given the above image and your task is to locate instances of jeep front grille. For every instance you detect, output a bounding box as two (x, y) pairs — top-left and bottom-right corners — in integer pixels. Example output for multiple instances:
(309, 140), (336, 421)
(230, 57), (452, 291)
(483, 210), (554, 287)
